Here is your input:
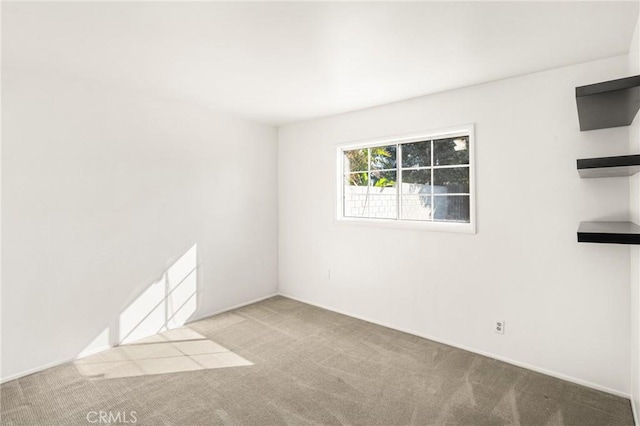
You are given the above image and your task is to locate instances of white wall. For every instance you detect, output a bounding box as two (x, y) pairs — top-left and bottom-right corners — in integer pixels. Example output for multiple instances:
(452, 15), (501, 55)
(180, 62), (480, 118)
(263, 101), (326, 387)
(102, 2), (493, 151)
(628, 10), (640, 422)
(1, 68), (279, 380)
(279, 56), (632, 395)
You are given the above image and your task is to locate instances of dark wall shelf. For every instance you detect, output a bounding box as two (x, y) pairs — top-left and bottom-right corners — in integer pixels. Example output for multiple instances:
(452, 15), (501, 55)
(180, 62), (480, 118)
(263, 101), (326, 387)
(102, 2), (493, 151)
(577, 221), (640, 245)
(575, 76), (640, 245)
(577, 154), (640, 178)
(576, 75), (640, 131)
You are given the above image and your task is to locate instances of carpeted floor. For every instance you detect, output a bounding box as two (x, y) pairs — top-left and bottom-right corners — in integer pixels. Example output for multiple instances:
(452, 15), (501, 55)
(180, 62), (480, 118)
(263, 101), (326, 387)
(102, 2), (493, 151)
(1, 296), (634, 425)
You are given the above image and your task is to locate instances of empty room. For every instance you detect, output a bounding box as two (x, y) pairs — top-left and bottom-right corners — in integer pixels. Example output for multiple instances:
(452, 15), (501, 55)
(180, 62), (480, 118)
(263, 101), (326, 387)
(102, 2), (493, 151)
(2, 1), (640, 425)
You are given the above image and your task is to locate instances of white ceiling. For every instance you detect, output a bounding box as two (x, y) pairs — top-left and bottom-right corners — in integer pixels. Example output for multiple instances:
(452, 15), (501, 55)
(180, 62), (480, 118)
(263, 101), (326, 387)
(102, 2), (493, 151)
(3, 1), (639, 125)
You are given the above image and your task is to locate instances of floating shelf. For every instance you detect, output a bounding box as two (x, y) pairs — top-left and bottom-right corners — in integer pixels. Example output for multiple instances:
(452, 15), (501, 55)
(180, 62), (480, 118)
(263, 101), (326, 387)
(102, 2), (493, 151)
(576, 75), (640, 131)
(577, 154), (640, 178)
(577, 221), (640, 245)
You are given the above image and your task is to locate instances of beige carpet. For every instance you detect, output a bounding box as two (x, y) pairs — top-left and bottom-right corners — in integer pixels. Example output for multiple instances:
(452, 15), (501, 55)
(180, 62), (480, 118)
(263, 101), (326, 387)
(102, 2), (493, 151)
(1, 296), (634, 425)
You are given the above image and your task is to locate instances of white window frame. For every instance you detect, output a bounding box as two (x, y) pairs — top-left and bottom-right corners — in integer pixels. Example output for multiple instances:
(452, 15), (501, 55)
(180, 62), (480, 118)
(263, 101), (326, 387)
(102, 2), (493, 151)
(335, 124), (476, 234)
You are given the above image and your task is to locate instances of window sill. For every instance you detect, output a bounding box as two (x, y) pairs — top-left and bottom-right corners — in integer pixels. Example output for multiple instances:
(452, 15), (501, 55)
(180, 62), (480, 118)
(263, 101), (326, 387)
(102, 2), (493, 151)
(335, 216), (476, 234)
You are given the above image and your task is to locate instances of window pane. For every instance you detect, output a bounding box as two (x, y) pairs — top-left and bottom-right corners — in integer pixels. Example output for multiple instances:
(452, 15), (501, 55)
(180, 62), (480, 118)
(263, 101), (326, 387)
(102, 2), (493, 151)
(344, 173), (369, 217)
(433, 167), (469, 193)
(345, 172), (369, 187)
(434, 137), (469, 166)
(344, 149), (368, 173)
(341, 130), (472, 226)
(368, 194), (397, 219)
(370, 145), (397, 170)
(433, 195), (470, 222)
(401, 140), (431, 168)
(401, 169), (431, 193)
(371, 170), (396, 189)
(401, 194), (433, 221)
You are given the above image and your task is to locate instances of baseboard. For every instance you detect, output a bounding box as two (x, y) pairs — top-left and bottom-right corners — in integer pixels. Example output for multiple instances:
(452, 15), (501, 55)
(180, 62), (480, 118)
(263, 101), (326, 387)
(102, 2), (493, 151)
(2, 291), (630, 402)
(187, 292), (279, 323)
(278, 292), (631, 400)
(0, 292), (279, 385)
(1, 356), (76, 384)
(632, 397), (639, 426)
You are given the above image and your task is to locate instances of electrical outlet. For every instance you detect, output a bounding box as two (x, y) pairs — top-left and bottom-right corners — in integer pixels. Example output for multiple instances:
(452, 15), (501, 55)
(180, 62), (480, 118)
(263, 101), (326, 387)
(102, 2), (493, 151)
(495, 320), (505, 334)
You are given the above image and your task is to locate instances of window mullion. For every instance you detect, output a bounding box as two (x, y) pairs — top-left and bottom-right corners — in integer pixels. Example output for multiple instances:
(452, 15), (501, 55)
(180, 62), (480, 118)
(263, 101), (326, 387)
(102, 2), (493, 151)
(430, 139), (435, 222)
(366, 147), (371, 218)
(397, 144), (402, 221)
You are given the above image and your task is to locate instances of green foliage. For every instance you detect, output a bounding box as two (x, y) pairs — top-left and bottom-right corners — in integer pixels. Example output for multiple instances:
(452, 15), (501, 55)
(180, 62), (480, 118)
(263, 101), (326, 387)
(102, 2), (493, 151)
(402, 140), (431, 168)
(345, 145), (397, 187)
(370, 145), (396, 170)
(373, 177), (395, 188)
(345, 149), (368, 173)
(348, 171), (368, 186)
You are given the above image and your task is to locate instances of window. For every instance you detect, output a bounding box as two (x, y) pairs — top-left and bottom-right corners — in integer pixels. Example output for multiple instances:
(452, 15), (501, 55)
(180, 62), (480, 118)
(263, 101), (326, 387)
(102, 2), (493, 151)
(337, 125), (475, 233)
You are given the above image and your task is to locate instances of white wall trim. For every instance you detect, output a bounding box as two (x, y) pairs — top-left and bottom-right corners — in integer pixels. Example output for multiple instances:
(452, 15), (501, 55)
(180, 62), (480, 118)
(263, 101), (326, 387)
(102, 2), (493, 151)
(4, 289), (627, 401)
(278, 292), (632, 400)
(188, 293), (279, 323)
(1, 357), (74, 384)
(0, 292), (279, 384)
(632, 398), (639, 426)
